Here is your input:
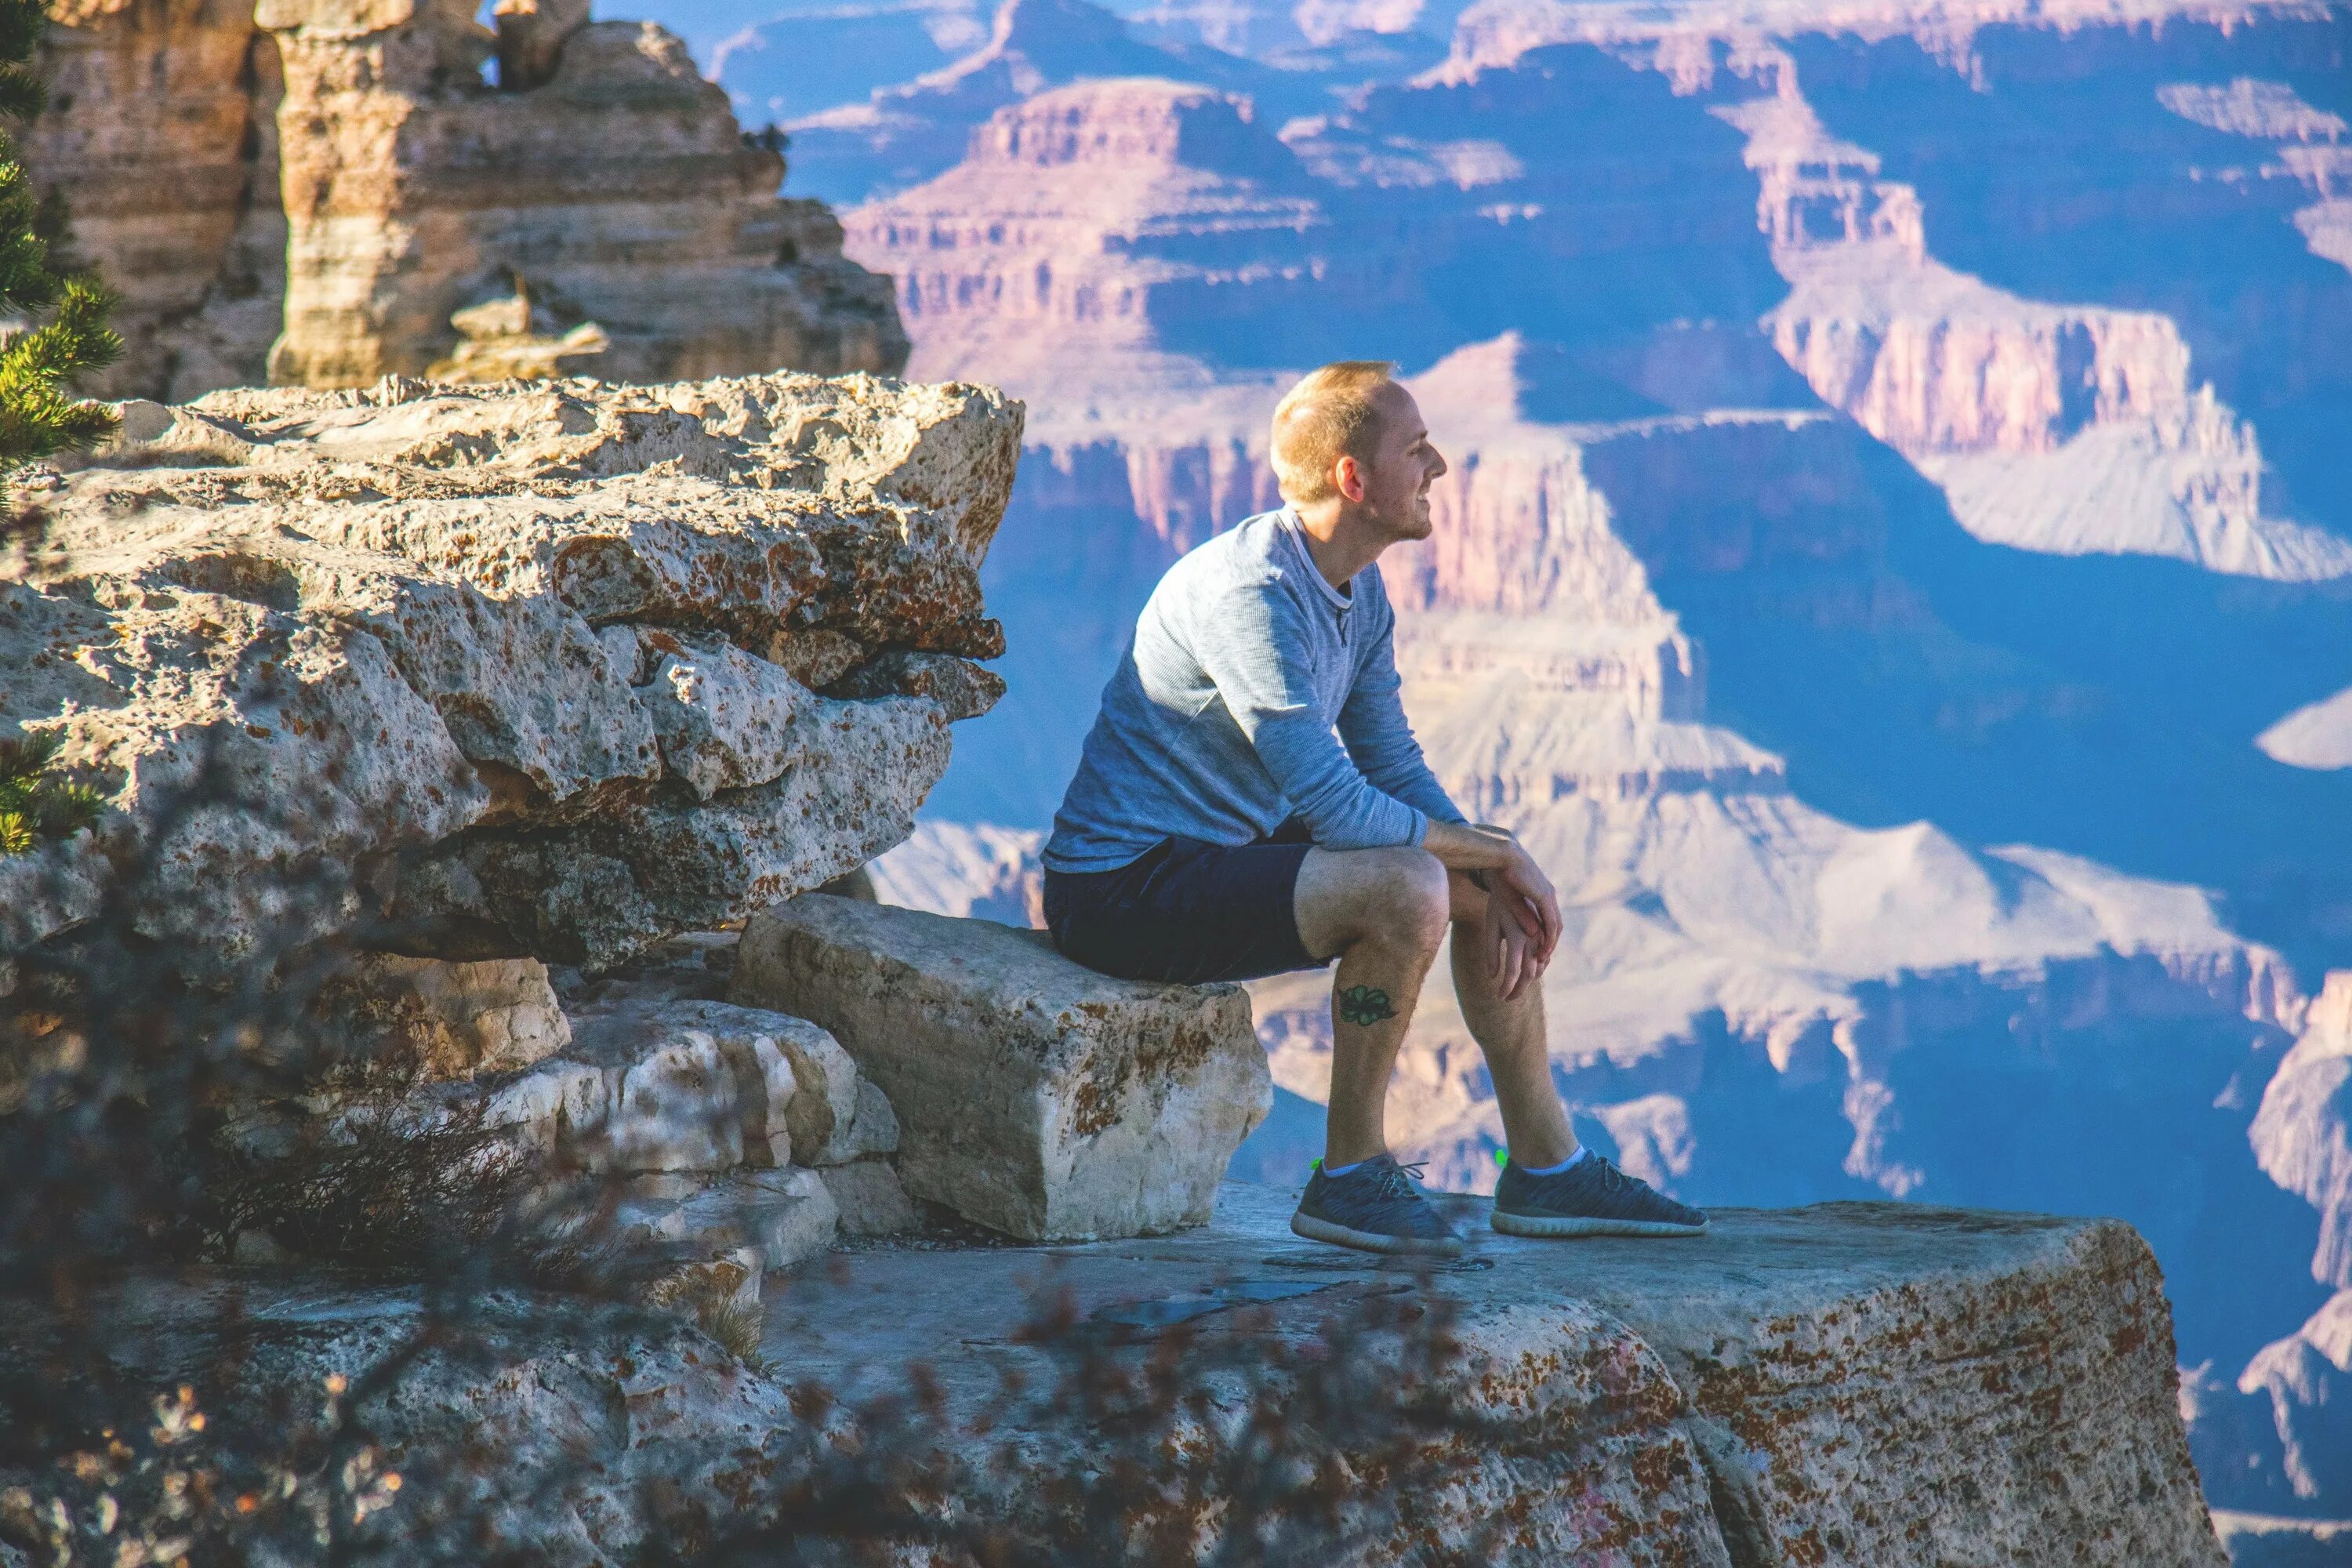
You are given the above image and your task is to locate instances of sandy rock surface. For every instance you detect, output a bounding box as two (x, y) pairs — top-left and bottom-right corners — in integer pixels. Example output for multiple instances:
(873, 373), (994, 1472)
(733, 895), (1271, 1241)
(0, 372), (1021, 971)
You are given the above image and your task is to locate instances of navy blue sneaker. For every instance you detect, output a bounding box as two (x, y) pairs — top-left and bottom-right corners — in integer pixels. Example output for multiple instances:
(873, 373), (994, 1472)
(1290, 1154), (1465, 1258)
(1491, 1153), (1708, 1238)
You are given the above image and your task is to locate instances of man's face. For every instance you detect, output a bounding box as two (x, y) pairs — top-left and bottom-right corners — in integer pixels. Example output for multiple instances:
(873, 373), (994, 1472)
(1345, 386), (1448, 543)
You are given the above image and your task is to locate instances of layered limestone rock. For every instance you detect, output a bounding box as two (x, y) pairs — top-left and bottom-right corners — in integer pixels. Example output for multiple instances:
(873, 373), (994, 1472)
(258, 0), (909, 389)
(0, 371), (1021, 971)
(324, 952), (573, 1080)
(845, 76), (1329, 388)
(24, 0), (910, 400)
(288, 933), (910, 1304)
(732, 894), (1270, 1240)
(24, 0), (287, 401)
(2228, 1288), (2352, 1515)
(866, 818), (1044, 924)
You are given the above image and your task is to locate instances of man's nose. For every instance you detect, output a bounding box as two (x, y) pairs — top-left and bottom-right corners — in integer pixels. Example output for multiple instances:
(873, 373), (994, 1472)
(1429, 446), (1449, 479)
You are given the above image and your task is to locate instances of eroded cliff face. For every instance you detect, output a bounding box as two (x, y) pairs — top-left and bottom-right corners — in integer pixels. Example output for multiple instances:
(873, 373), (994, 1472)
(24, 0), (287, 401)
(25, 0), (911, 399)
(260, 0), (909, 388)
(848, 76), (1329, 390)
(1715, 64), (2352, 581)
(2, 371), (1021, 971)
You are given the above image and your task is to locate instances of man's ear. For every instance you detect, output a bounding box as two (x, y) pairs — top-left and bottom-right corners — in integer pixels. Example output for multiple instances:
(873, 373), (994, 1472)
(1335, 454), (1366, 503)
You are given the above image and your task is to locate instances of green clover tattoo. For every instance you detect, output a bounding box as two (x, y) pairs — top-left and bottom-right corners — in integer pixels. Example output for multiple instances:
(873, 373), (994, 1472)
(1338, 985), (1398, 1027)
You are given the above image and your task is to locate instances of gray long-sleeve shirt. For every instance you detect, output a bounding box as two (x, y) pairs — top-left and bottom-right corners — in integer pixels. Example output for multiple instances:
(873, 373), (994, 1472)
(1043, 508), (1466, 873)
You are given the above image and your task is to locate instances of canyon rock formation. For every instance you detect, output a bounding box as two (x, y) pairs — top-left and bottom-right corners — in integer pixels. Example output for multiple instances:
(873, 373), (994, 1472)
(27, 0), (909, 401)
(2, 370), (1020, 971)
(823, 0), (2352, 1541)
(24, 0), (289, 401)
(259, 0), (909, 387)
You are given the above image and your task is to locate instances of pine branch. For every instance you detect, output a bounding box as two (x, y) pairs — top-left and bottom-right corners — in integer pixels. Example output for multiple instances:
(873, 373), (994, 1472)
(0, 0), (123, 482)
(0, 731), (100, 855)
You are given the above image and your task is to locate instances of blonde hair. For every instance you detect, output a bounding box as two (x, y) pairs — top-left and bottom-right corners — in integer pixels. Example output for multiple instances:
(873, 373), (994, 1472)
(1269, 360), (1399, 504)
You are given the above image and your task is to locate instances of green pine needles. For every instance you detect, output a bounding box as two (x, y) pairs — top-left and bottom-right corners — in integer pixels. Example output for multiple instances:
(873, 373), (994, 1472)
(0, 732), (101, 854)
(0, 0), (122, 480)
(0, 0), (119, 856)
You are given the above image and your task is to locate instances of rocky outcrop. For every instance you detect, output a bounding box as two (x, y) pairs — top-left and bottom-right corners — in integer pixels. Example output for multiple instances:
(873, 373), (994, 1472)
(299, 930), (910, 1308)
(2232, 1288), (2352, 1513)
(2, 370), (1021, 971)
(24, 0), (287, 401)
(12, 1189), (2224, 1566)
(733, 894), (1269, 1240)
(24, 0), (909, 401)
(324, 951), (573, 1080)
(770, 1185), (2224, 1566)
(258, 0), (909, 389)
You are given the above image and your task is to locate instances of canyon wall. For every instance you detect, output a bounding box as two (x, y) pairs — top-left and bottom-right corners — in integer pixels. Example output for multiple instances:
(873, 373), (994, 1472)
(24, 0), (286, 401)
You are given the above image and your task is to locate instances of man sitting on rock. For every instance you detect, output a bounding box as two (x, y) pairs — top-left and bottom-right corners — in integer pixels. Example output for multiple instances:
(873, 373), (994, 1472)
(1042, 361), (1707, 1256)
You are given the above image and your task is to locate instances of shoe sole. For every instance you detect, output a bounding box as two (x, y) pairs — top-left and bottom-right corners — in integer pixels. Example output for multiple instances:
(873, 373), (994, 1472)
(1490, 1209), (1708, 1239)
(1290, 1210), (1466, 1258)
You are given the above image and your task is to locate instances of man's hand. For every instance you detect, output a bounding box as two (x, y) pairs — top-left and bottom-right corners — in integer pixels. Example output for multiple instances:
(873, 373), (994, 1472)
(1425, 820), (1563, 989)
(1490, 837), (1562, 967)
(1482, 876), (1543, 1000)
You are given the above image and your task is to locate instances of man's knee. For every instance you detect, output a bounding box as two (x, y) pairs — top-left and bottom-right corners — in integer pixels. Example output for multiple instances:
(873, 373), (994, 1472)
(1299, 844), (1450, 959)
(1359, 847), (1450, 953)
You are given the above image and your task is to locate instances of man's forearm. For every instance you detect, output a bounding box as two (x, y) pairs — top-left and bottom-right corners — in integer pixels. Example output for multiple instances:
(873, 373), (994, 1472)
(1421, 819), (1520, 879)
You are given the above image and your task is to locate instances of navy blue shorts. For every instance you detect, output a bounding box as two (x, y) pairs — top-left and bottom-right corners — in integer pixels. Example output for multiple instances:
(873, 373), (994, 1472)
(1044, 820), (1326, 985)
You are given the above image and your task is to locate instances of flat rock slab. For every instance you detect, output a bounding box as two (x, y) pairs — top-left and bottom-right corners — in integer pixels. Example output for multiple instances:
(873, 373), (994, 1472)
(766, 1183), (2225, 1568)
(733, 895), (1270, 1241)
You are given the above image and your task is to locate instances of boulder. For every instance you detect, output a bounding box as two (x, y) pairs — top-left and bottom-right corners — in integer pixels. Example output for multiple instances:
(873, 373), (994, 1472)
(612, 1166), (841, 1290)
(816, 1159), (920, 1237)
(4, 372), (1020, 972)
(324, 953), (572, 1080)
(22, 0), (287, 401)
(731, 895), (1270, 1241)
(499, 996), (888, 1177)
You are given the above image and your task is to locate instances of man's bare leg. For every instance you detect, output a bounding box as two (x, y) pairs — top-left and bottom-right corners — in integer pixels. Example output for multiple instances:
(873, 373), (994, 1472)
(1447, 872), (1576, 1170)
(1293, 845), (1451, 1167)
